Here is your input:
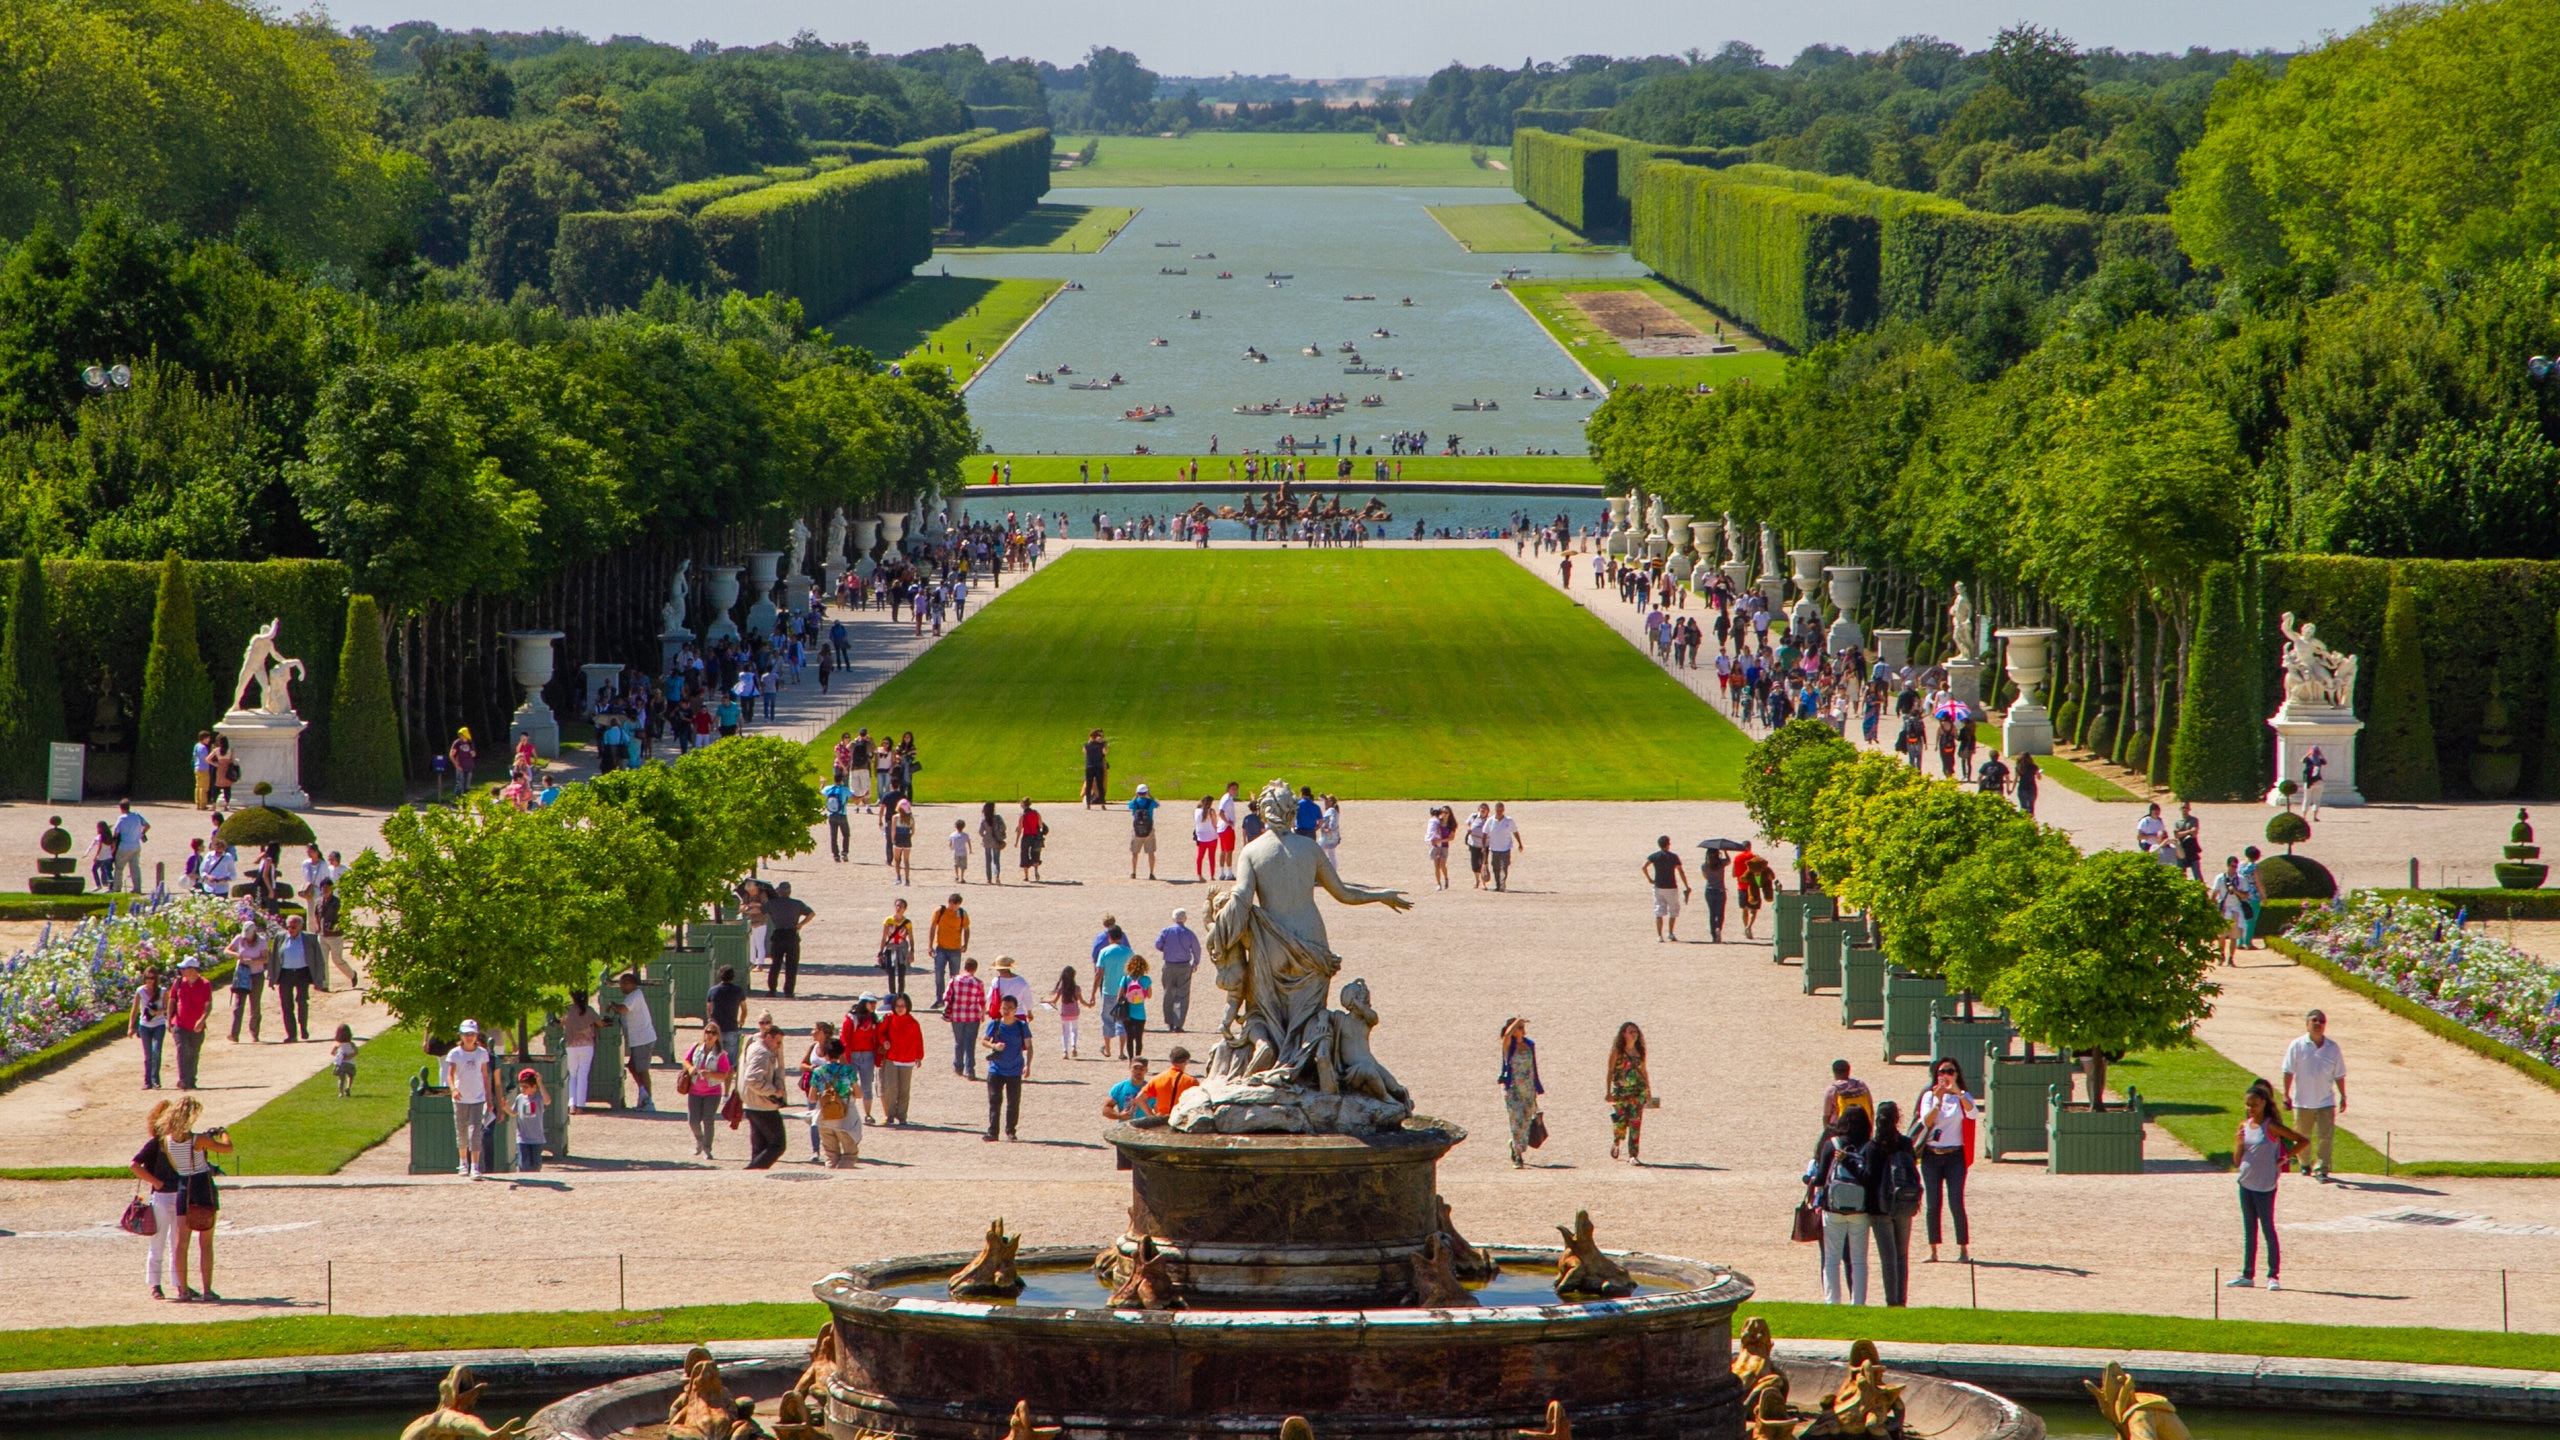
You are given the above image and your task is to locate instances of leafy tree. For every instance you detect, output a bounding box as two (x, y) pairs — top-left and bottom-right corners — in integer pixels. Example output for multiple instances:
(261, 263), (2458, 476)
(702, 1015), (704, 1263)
(326, 594), (403, 805)
(2362, 575), (2441, 800)
(1800, 751), (1928, 889)
(134, 551), (213, 799)
(1987, 849), (2223, 1108)
(0, 553), (62, 797)
(579, 735), (820, 932)
(1080, 47), (1158, 132)
(1740, 718), (1857, 847)
(1920, 820), (2082, 1001)
(1837, 779), (2038, 979)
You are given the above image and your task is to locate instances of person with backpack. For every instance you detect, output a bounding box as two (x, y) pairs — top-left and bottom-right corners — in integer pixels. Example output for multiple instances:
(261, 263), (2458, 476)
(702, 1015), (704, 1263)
(1867, 1100), (1923, 1306)
(1808, 1107), (1874, 1305)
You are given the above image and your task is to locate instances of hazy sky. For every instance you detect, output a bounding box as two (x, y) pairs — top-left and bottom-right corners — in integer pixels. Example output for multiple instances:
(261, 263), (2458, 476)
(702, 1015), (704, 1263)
(329, 0), (2381, 76)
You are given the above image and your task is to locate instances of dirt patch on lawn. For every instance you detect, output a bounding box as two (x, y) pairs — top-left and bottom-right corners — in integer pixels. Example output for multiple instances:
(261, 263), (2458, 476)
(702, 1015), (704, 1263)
(1566, 290), (1735, 357)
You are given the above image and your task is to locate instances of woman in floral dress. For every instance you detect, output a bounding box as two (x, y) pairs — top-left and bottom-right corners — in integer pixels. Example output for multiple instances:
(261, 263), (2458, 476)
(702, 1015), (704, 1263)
(1606, 1023), (1653, 1164)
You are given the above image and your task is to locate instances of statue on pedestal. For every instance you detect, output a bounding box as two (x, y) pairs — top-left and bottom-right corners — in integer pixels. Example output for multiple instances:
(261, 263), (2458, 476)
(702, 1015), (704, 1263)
(400, 1365), (525, 1440)
(1180, 781), (1413, 1135)
(229, 620), (305, 716)
(1948, 584), (1977, 663)
(788, 518), (812, 581)
(2277, 613), (2358, 712)
(662, 560), (692, 637)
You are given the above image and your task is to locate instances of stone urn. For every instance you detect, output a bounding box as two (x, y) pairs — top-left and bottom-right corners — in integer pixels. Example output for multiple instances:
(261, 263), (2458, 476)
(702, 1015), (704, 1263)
(504, 630), (566, 759)
(1720, 558), (1753, 596)
(852, 519), (881, 580)
(1996, 627), (2060, 756)
(2497, 808), (2549, 889)
(1786, 549), (1828, 640)
(703, 566), (743, 643)
(1825, 565), (1866, 655)
(742, 551), (783, 636)
(1665, 514), (1696, 580)
(879, 512), (909, 558)
(1604, 496), (1630, 557)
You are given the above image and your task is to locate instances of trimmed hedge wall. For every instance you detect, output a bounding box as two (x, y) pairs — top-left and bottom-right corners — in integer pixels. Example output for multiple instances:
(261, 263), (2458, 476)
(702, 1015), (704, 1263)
(1512, 129), (1622, 240)
(948, 129), (1053, 238)
(696, 159), (934, 320)
(1632, 164), (1878, 350)
(900, 129), (997, 228)
(551, 211), (709, 315)
(1877, 205), (2100, 321)
(1569, 130), (1748, 207)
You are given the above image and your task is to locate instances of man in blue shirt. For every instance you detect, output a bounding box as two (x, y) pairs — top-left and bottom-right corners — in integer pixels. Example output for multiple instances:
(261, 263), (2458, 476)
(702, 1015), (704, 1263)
(981, 996), (1033, 1142)
(1153, 909), (1201, 1032)
(1128, 783), (1160, 880)
(821, 776), (855, 862)
(1295, 787), (1321, 837)
(1103, 1058), (1150, 1119)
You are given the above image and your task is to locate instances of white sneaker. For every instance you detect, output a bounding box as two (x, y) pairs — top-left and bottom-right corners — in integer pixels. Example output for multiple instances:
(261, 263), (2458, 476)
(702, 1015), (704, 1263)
(2265, 1278), (2282, 1291)
(456, 1164), (470, 1177)
(2224, 1275), (2254, 1288)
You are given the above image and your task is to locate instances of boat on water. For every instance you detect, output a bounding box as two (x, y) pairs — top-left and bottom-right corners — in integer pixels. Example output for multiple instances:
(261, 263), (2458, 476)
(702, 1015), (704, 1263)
(1302, 344), (1322, 356)
(1121, 404), (1175, 421)
(1502, 266), (1533, 279)
(1344, 365), (1385, 375)
(1399, 297), (1414, 306)
(1371, 328), (1391, 338)
(1234, 402), (1281, 415)
(1489, 281), (1506, 290)
(1217, 271), (1234, 279)
(1191, 252), (1216, 259)
(1343, 294), (1377, 302)
(1055, 364), (1075, 374)
(1269, 280), (1286, 288)
(1388, 367), (1409, 381)
(1244, 349), (1268, 363)
(1265, 272), (1294, 280)
(1154, 240), (1182, 247)
(1150, 338), (1170, 347)
(1187, 310), (1206, 319)
(1359, 395), (1385, 407)
(1160, 267), (1188, 275)
(1453, 399), (1500, 411)
(1336, 342), (1358, 353)
(1024, 372), (1055, 385)
(1069, 379), (1114, 391)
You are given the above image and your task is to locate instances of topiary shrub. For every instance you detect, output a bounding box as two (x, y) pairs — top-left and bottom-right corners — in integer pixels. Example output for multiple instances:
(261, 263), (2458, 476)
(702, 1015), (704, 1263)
(326, 594), (404, 806)
(2172, 562), (2264, 800)
(0, 555), (65, 799)
(2266, 810), (2313, 852)
(2253, 854), (2336, 899)
(135, 552), (215, 801)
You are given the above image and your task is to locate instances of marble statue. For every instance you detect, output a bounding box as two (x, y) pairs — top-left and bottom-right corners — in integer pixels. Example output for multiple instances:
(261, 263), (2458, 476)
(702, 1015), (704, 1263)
(1724, 514), (1744, 570)
(229, 619), (305, 716)
(1551, 1210), (1635, 1298)
(1949, 583), (1978, 663)
(948, 1217), (1027, 1297)
(400, 1365), (526, 1440)
(825, 509), (849, 570)
(1731, 1317), (1775, 1388)
(1515, 1402), (1573, 1440)
(2085, 1363), (2193, 1440)
(1175, 781), (1413, 1134)
(663, 560), (692, 635)
(2277, 613), (2358, 712)
(789, 518), (812, 579)
(1407, 1233), (1477, 1307)
(1434, 1195), (1498, 1282)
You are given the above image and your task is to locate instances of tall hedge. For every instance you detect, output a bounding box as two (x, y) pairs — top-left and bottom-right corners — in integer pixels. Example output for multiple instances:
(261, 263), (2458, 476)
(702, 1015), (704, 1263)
(1513, 129), (1622, 239)
(0, 555), (63, 798)
(1878, 206), (2100, 321)
(552, 211), (709, 315)
(328, 594), (403, 805)
(1569, 129), (1747, 209)
(808, 140), (907, 163)
(695, 159), (934, 320)
(899, 128), (996, 228)
(1633, 163), (1878, 350)
(948, 129), (1053, 237)
(2362, 576), (2442, 802)
(2170, 563), (2264, 801)
(135, 553), (215, 800)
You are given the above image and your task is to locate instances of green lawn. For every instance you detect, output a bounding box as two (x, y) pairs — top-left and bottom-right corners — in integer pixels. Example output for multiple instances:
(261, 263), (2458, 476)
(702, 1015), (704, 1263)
(815, 549), (1747, 802)
(1426, 203), (1624, 254)
(2030, 753), (2142, 802)
(1050, 133), (1508, 188)
(1504, 279), (1787, 390)
(939, 203), (1138, 255)
(822, 277), (1062, 384)
(2112, 1044), (2389, 1172)
(965, 454), (1600, 487)
(222, 1019), (429, 1175)
(1740, 1302), (2560, 1372)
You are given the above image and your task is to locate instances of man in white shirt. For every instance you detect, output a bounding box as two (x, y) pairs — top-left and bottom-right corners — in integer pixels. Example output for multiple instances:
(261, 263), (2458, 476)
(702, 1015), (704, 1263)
(442, 1020), (496, 1178)
(110, 800), (148, 893)
(611, 970), (658, 1112)
(2133, 803), (2168, 854)
(2282, 1009), (2347, 1182)
(1484, 803), (1524, 892)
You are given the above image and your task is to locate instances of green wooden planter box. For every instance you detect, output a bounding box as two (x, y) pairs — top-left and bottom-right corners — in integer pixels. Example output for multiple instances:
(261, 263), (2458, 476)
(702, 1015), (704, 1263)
(1929, 1007), (2015, 1097)
(644, 951), (703, 1059)
(407, 1067), (519, 1174)
(1773, 892), (1806, 963)
(1806, 891), (1837, 923)
(1882, 969), (1947, 1063)
(1841, 944), (1886, 1027)
(1985, 1053), (2076, 1160)
(2048, 1086), (2145, 1174)
(677, 933), (733, 1014)
(1802, 918), (1847, 994)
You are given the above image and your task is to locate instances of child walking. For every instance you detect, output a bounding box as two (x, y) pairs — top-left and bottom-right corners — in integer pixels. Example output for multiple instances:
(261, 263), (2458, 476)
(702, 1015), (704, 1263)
(1045, 966), (1087, 1059)
(329, 1024), (358, 1098)
(949, 821), (972, 882)
(511, 1068), (549, 1173)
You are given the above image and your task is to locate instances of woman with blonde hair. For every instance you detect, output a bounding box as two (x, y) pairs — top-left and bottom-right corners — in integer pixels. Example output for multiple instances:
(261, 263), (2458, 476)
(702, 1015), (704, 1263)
(151, 1097), (230, 1300)
(1606, 1023), (1654, 1163)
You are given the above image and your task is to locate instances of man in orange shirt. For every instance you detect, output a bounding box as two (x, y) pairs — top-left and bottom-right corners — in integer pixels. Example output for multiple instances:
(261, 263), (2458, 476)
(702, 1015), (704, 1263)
(928, 894), (970, 1009)
(1136, 1046), (1199, 1119)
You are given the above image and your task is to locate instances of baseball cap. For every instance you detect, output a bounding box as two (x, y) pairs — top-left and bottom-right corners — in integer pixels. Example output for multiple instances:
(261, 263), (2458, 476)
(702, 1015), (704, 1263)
(1136, 782), (1151, 794)
(178, 957), (200, 970)
(517, 1068), (539, 1084)
(459, 1019), (480, 1034)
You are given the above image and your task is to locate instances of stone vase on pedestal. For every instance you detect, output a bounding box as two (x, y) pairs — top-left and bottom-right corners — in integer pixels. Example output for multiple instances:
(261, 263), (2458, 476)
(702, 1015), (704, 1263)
(214, 712), (310, 809)
(504, 630), (566, 759)
(1666, 514), (1696, 580)
(1604, 496), (1630, 557)
(2267, 705), (2367, 808)
(1996, 628), (2059, 756)
(742, 551), (783, 636)
(1719, 559), (1753, 596)
(852, 520), (881, 580)
(703, 566), (743, 643)
(1825, 565), (1866, 655)
(1872, 629), (1911, 672)
(879, 512), (909, 560)
(1786, 549), (1828, 639)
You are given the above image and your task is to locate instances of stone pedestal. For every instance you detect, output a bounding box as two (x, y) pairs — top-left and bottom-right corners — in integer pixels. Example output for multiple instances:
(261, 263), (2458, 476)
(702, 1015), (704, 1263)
(2268, 705), (2367, 808)
(659, 630), (693, 673)
(1996, 628), (2058, 757)
(580, 662), (626, 717)
(1872, 629), (1911, 671)
(1944, 659), (1983, 707)
(743, 551), (783, 637)
(212, 711), (309, 810)
(704, 567), (742, 643)
(783, 572), (814, 616)
(505, 630), (565, 760)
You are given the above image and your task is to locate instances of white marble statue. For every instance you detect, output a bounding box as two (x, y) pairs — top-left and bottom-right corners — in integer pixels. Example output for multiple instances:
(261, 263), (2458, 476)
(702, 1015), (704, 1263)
(1949, 583), (1978, 663)
(2278, 613), (2359, 711)
(662, 559), (691, 636)
(788, 518), (812, 580)
(1724, 513), (1743, 569)
(825, 509), (848, 570)
(1177, 781), (1414, 1135)
(230, 619), (305, 716)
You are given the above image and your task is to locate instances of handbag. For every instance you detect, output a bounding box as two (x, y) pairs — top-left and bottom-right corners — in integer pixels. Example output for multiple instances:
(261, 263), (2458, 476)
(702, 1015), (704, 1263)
(721, 1091), (744, 1128)
(1526, 1113), (1549, 1150)
(1791, 1198), (1825, 1243)
(120, 1192), (157, 1237)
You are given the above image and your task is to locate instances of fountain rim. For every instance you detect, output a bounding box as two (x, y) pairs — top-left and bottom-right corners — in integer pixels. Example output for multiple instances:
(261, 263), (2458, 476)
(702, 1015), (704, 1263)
(817, 1243), (1753, 1334)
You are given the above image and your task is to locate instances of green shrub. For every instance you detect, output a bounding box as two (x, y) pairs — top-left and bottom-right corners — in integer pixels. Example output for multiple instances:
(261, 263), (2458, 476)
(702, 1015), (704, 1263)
(948, 130), (1052, 237)
(1633, 164), (1879, 350)
(0, 555), (63, 798)
(1878, 205), (2100, 321)
(1569, 129), (1748, 211)
(134, 554), (215, 800)
(1513, 129), (1624, 239)
(2266, 811), (2314, 850)
(326, 594), (402, 806)
(695, 159), (933, 319)
(551, 211), (708, 315)
(898, 128), (996, 227)
(2172, 562), (2265, 800)
(2052, 701), (2079, 742)
(2255, 853), (2336, 899)
(2363, 576), (2442, 801)
(2098, 214), (2192, 286)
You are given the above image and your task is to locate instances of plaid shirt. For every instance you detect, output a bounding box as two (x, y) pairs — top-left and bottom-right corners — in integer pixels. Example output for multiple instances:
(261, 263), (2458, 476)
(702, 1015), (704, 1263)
(943, 973), (987, 1026)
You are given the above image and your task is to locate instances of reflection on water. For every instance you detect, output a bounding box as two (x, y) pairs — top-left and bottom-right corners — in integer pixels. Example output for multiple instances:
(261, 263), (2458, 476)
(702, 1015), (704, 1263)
(930, 189), (1644, 456)
(2036, 1404), (2543, 1439)
(879, 1261), (1652, 1309)
(961, 488), (1606, 541)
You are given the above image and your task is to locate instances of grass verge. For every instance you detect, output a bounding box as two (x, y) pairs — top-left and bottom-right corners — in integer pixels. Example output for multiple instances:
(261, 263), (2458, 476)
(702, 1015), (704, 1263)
(220, 1019), (428, 1175)
(821, 276), (1062, 385)
(2111, 1044), (2388, 1172)
(939, 203), (1136, 255)
(964, 454), (1600, 487)
(1504, 279), (1785, 390)
(1425, 203), (1623, 254)
(2267, 934), (2560, 1096)
(0, 1165), (128, 1180)
(0, 893), (121, 919)
(1049, 133), (1506, 187)
(0, 1303), (831, 1374)
(1740, 1301), (2560, 1372)
(2030, 755), (2141, 803)
(815, 549), (1750, 801)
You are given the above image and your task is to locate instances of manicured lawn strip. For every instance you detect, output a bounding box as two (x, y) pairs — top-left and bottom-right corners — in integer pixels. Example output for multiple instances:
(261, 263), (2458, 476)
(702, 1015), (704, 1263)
(2267, 934), (2560, 1096)
(222, 1019), (428, 1175)
(0, 1165), (127, 1180)
(1503, 280), (1786, 390)
(0, 893), (121, 919)
(2111, 1044), (2388, 1172)
(964, 454), (1600, 487)
(1740, 1301), (2560, 1372)
(821, 277), (1062, 385)
(0, 1303), (832, 1374)
(2029, 755), (2141, 803)
(939, 204), (1136, 255)
(1425, 203), (1623, 254)
(813, 549), (1749, 801)
(1049, 133), (1507, 188)
(2393, 1160), (2560, 1176)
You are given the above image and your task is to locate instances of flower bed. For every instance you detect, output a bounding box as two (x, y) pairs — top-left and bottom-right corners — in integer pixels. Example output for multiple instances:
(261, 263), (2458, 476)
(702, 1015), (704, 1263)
(0, 895), (236, 1066)
(2288, 894), (2560, 1068)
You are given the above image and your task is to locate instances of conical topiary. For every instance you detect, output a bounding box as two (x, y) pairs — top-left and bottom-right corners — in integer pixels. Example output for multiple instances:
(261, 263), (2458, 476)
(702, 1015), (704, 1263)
(2472, 678), (2523, 798)
(135, 552), (215, 800)
(0, 555), (65, 799)
(2171, 562), (2264, 800)
(2362, 577), (2441, 801)
(325, 594), (404, 805)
